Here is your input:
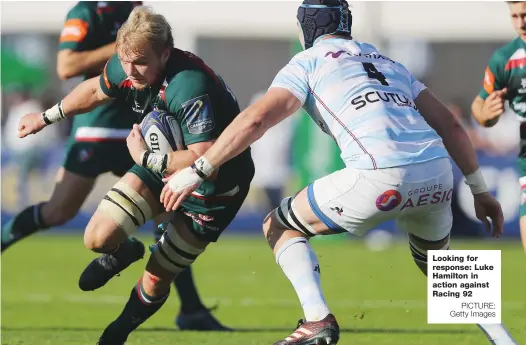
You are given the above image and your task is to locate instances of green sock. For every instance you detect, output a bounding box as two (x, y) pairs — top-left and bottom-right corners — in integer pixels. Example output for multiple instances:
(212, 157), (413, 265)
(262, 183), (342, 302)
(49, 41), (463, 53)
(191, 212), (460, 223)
(100, 278), (169, 342)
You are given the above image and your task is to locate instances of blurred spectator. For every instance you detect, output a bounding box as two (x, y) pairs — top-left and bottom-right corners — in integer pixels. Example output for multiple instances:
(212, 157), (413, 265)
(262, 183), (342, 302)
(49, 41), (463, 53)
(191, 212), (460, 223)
(249, 91), (295, 210)
(2, 86), (61, 202)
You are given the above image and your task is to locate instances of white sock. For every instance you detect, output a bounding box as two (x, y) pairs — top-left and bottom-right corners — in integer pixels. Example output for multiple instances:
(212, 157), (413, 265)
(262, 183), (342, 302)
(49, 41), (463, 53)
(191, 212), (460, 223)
(477, 323), (518, 345)
(275, 237), (330, 322)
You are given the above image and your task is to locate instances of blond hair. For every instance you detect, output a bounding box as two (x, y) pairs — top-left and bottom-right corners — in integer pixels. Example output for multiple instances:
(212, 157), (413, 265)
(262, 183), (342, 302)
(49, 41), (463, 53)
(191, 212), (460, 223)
(116, 6), (174, 57)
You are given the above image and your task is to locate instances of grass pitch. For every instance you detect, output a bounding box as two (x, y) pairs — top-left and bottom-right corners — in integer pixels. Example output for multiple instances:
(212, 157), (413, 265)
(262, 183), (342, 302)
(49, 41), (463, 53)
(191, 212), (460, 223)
(1, 234), (524, 345)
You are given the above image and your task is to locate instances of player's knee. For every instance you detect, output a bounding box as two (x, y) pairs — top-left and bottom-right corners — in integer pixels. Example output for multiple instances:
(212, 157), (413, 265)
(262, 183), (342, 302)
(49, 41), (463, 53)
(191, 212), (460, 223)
(150, 222), (205, 277)
(262, 209), (277, 236)
(83, 216), (111, 251)
(83, 211), (129, 251)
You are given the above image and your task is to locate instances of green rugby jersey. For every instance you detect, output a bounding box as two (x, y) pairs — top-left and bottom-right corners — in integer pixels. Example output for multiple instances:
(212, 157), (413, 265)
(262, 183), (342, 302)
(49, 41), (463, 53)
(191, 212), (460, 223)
(59, 1), (141, 140)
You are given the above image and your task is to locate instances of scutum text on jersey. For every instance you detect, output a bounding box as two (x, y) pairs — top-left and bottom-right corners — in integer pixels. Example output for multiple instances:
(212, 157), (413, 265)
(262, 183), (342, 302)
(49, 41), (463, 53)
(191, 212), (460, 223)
(350, 91), (418, 111)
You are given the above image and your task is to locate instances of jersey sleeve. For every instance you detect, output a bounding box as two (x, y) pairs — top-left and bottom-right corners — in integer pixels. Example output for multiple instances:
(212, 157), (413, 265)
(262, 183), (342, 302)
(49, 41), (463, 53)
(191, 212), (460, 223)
(166, 71), (219, 146)
(58, 4), (96, 51)
(478, 50), (506, 100)
(99, 54), (127, 98)
(396, 62), (427, 100)
(269, 57), (310, 105)
(410, 75), (427, 99)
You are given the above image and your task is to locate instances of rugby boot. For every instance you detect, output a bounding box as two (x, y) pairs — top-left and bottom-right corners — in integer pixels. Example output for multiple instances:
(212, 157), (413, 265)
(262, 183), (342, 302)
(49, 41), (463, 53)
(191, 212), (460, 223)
(96, 328), (127, 345)
(96, 339), (124, 345)
(175, 305), (233, 331)
(273, 313), (340, 345)
(79, 237), (145, 291)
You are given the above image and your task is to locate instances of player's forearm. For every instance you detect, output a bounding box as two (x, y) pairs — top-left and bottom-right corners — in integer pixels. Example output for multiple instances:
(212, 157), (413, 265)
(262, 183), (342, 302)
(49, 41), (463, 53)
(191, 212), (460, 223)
(471, 96), (499, 127)
(165, 150), (199, 175)
(57, 43), (116, 80)
(41, 76), (110, 125)
(440, 121), (480, 177)
(471, 97), (486, 126)
(204, 108), (269, 168)
(203, 89), (298, 169)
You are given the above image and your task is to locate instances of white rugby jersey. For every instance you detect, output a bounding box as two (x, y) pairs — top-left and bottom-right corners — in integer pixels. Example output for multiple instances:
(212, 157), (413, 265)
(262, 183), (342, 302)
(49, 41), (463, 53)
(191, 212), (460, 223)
(270, 37), (449, 170)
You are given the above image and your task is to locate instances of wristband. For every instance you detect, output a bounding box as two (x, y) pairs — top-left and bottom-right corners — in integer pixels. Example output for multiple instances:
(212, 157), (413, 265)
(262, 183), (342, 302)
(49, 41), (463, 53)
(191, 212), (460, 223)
(140, 151), (168, 174)
(191, 156), (215, 179)
(42, 101), (66, 124)
(140, 151), (149, 167)
(464, 168), (488, 195)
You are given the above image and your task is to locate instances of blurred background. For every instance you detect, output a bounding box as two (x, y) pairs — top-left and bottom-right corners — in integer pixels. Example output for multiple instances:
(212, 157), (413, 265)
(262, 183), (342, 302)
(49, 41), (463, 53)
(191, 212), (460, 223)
(1, 1), (522, 243)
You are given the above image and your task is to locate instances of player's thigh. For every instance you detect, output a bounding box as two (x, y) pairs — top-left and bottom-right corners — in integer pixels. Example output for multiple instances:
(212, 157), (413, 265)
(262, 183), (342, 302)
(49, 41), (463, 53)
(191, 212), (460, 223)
(395, 163), (454, 242)
(86, 166), (164, 245)
(41, 167), (96, 223)
(178, 180), (252, 243)
(269, 167), (391, 242)
(396, 202), (453, 243)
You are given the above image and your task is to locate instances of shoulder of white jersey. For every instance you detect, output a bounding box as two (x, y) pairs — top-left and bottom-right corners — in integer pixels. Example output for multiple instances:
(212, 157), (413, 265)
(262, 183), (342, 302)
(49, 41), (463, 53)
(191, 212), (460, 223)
(284, 48), (317, 74)
(289, 47), (316, 62)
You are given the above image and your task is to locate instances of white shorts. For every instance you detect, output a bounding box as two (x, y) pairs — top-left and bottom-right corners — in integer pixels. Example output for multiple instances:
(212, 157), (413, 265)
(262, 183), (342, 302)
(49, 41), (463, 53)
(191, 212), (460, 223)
(307, 158), (453, 241)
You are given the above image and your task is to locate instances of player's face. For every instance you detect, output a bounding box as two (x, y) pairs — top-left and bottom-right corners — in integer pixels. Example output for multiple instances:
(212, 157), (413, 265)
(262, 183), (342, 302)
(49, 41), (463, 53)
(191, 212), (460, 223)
(118, 44), (170, 88)
(509, 2), (526, 40)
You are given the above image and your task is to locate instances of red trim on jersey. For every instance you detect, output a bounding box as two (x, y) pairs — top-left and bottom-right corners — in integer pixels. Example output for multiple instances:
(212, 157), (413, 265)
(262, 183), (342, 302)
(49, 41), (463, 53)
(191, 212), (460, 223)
(119, 78), (133, 89)
(160, 86), (167, 102)
(309, 87), (378, 170)
(174, 49), (221, 86)
(96, 6), (115, 15)
(505, 57), (526, 71)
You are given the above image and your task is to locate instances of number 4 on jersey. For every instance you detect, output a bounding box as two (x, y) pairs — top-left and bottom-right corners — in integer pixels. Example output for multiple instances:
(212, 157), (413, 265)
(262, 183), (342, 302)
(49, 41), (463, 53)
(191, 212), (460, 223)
(362, 62), (389, 86)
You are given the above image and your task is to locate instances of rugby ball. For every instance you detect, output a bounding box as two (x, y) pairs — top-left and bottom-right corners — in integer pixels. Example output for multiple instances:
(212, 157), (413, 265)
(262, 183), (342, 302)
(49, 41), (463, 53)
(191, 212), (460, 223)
(140, 110), (185, 153)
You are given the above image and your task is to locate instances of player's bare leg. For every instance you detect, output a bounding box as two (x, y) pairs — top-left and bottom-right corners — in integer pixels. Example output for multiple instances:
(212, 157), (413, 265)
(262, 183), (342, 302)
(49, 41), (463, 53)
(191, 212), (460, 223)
(79, 172), (161, 291)
(407, 233), (518, 345)
(97, 214), (208, 344)
(2, 168), (95, 252)
(152, 214), (231, 331)
(264, 188), (340, 345)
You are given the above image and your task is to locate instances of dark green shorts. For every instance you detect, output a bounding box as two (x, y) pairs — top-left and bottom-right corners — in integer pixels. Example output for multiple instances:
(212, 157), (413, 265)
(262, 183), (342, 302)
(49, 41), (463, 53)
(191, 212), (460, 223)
(518, 158), (526, 218)
(128, 152), (254, 242)
(62, 140), (135, 178)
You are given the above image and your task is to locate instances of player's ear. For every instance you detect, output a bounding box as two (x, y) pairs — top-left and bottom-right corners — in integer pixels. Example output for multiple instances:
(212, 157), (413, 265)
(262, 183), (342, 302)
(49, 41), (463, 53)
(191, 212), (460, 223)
(161, 48), (170, 64)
